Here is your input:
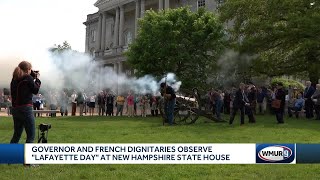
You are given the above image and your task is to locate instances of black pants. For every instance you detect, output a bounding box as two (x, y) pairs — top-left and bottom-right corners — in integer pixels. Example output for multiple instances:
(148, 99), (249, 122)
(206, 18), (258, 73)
(106, 104), (113, 116)
(229, 106), (245, 125)
(224, 102), (230, 114)
(98, 105), (105, 116)
(315, 104), (320, 120)
(275, 109), (284, 123)
(245, 106), (256, 123)
(230, 106), (255, 125)
(305, 99), (314, 118)
(33, 102), (40, 117)
(151, 109), (158, 116)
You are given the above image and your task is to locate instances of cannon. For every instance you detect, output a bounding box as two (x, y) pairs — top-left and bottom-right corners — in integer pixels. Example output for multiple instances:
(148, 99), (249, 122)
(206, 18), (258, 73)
(160, 88), (227, 125)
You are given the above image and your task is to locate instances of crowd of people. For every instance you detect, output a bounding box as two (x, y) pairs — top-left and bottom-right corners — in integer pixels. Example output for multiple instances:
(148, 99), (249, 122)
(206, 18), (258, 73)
(0, 92), (12, 116)
(5, 89), (163, 118)
(203, 81), (320, 125)
(2, 81), (320, 124)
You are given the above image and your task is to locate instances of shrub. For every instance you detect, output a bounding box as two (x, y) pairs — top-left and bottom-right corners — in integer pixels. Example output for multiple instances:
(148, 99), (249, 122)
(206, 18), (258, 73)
(271, 78), (305, 91)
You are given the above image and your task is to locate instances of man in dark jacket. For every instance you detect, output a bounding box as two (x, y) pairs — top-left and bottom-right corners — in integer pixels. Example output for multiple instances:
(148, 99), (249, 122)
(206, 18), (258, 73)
(304, 81), (315, 119)
(106, 92), (114, 116)
(312, 84), (320, 120)
(160, 82), (176, 125)
(97, 91), (106, 116)
(229, 83), (255, 125)
(274, 83), (286, 124)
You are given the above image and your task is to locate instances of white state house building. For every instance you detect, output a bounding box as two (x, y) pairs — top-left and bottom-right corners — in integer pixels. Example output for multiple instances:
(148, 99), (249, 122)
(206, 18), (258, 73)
(83, 0), (224, 75)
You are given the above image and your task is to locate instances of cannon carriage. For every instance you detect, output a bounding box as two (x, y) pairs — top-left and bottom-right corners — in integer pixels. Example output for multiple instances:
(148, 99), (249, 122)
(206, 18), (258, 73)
(160, 88), (226, 125)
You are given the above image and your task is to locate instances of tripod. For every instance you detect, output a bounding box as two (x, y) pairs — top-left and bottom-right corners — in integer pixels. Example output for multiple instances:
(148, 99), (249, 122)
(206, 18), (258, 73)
(37, 129), (48, 143)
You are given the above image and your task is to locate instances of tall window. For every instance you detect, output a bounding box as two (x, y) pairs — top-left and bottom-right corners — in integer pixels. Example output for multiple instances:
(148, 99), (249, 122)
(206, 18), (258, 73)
(125, 31), (132, 46)
(197, 0), (206, 9)
(91, 30), (96, 42)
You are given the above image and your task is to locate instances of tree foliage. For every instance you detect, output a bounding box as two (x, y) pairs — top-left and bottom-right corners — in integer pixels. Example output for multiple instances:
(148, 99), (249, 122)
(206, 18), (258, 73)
(126, 7), (226, 89)
(49, 41), (72, 53)
(219, 0), (320, 83)
(271, 77), (305, 91)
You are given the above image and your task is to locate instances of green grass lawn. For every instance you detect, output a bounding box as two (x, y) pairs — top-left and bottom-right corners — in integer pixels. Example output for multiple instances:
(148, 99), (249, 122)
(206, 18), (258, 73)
(0, 115), (320, 180)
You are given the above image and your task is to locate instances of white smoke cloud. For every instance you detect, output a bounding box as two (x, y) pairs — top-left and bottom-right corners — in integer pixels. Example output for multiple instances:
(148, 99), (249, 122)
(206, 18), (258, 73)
(207, 50), (257, 88)
(30, 50), (182, 96)
(160, 73), (182, 91)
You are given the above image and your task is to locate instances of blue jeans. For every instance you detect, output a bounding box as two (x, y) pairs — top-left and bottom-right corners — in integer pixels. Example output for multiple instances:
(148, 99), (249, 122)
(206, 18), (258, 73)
(10, 106), (35, 143)
(166, 99), (176, 125)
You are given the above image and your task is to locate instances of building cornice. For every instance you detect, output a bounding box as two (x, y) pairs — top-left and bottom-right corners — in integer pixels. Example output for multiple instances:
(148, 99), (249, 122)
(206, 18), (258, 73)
(95, 0), (136, 11)
(83, 12), (100, 26)
(83, 18), (99, 26)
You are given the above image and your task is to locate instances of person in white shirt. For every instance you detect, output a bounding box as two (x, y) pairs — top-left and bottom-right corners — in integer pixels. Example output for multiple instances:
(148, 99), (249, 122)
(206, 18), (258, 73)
(71, 91), (78, 116)
(89, 94), (96, 116)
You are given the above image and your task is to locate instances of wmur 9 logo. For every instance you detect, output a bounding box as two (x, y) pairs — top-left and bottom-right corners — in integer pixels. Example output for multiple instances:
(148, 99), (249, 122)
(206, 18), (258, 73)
(256, 144), (295, 163)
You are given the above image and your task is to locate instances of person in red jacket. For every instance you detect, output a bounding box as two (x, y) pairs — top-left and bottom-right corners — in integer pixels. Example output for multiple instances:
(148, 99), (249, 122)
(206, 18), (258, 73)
(10, 61), (41, 143)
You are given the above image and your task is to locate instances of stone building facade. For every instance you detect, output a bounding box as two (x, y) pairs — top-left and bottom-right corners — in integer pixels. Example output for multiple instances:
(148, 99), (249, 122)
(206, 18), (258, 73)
(83, 0), (224, 75)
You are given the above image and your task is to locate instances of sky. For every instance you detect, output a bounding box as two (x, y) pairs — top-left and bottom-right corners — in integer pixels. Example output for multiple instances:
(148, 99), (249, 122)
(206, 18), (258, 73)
(0, 0), (98, 86)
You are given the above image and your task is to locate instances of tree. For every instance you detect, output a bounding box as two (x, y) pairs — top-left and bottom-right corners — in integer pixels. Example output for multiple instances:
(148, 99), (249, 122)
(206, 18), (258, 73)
(126, 7), (226, 89)
(49, 41), (72, 53)
(219, 0), (320, 83)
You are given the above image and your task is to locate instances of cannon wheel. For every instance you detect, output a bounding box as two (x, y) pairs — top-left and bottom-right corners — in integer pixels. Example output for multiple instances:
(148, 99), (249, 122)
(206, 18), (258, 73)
(174, 108), (199, 125)
(160, 107), (199, 125)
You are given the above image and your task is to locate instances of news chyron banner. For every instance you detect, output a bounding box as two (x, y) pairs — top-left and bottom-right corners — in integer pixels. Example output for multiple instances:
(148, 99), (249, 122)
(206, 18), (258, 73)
(0, 143), (319, 164)
(24, 144), (256, 164)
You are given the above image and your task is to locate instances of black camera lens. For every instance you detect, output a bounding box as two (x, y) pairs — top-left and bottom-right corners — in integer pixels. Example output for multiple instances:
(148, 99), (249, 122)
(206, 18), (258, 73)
(39, 123), (51, 132)
(30, 70), (40, 79)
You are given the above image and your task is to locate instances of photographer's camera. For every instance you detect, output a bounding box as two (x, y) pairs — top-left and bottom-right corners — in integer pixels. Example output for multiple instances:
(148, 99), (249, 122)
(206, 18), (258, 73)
(30, 70), (39, 79)
(39, 123), (51, 132)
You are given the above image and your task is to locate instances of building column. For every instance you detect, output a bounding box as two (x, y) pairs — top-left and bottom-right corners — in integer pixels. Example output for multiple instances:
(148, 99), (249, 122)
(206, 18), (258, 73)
(96, 13), (103, 51)
(113, 7), (120, 48)
(118, 62), (123, 74)
(159, 0), (164, 10)
(140, 0), (145, 18)
(165, 0), (169, 9)
(113, 63), (118, 73)
(135, 0), (140, 37)
(119, 6), (125, 47)
(101, 12), (107, 52)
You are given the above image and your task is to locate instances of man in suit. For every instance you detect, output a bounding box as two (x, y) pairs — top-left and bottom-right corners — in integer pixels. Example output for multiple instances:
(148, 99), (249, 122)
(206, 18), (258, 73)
(229, 83), (255, 125)
(304, 81), (315, 119)
(312, 84), (320, 120)
(274, 83), (286, 124)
